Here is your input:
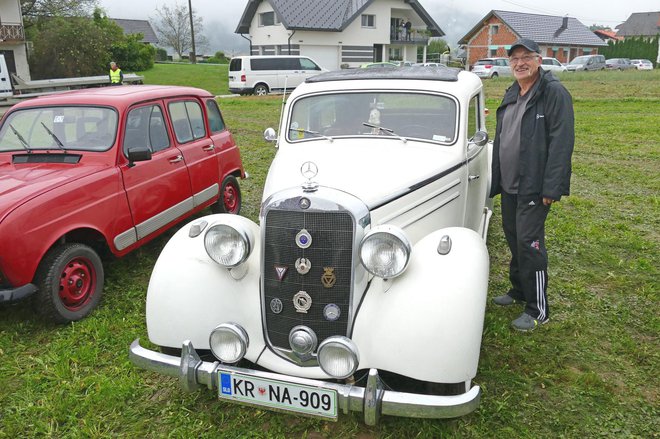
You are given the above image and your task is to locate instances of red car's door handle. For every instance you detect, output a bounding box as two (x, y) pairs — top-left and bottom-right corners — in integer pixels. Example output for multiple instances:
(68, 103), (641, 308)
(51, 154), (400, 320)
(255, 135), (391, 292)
(168, 155), (184, 163)
(202, 144), (215, 151)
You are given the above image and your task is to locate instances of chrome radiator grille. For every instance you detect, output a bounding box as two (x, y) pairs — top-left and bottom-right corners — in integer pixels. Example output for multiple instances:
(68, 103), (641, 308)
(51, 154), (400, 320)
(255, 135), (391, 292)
(263, 209), (354, 351)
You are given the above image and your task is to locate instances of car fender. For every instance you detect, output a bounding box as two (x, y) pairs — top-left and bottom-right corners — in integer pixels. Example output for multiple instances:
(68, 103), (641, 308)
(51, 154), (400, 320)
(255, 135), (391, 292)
(145, 214), (266, 359)
(351, 227), (488, 384)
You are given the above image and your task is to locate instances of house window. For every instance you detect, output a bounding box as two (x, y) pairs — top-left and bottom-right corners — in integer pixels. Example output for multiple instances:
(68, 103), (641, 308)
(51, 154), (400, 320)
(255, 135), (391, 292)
(259, 11), (279, 27)
(490, 25), (499, 35)
(489, 48), (498, 57)
(388, 48), (401, 59)
(361, 14), (375, 28)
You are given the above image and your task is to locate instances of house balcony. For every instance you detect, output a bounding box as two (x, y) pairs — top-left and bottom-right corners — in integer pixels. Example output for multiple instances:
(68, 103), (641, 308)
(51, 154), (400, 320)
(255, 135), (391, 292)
(390, 28), (429, 45)
(0, 23), (25, 42)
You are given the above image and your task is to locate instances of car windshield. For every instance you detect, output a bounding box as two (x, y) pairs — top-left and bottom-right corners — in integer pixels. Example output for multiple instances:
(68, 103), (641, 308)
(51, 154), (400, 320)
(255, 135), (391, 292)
(288, 92), (457, 144)
(569, 56), (590, 65)
(0, 106), (118, 152)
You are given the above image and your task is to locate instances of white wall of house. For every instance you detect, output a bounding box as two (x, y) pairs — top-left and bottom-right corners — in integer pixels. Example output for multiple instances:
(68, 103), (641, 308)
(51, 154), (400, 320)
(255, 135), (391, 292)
(0, 0), (31, 81)
(248, 0), (423, 69)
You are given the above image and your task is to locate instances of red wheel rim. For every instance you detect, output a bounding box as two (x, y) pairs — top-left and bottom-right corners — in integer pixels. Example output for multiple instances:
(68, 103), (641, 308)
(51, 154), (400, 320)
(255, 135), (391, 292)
(223, 183), (239, 213)
(58, 257), (96, 311)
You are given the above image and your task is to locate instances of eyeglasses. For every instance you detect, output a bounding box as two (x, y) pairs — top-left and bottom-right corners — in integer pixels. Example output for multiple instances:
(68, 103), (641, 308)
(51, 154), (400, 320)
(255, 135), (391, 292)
(509, 55), (538, 64)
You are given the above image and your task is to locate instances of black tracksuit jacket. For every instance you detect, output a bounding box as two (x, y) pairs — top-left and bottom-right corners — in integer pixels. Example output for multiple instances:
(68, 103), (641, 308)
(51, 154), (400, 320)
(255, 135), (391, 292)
(489, 68), (575, 202)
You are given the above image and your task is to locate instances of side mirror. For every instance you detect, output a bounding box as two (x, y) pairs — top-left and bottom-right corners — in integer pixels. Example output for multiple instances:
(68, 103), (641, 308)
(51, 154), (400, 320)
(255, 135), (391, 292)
(468, 130), (489, 147)
(263, 127), (277, 143)
(127, 146), (152, 167)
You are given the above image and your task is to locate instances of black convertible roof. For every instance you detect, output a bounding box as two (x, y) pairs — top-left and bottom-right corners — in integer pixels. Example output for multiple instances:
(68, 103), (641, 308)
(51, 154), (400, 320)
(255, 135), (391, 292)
(306, 66), (461, 83)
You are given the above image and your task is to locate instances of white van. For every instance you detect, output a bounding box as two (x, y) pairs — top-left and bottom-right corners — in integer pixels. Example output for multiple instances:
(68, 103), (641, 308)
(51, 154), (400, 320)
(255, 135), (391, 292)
(228, 55), (325, 96)
(0, 55), (13, 99)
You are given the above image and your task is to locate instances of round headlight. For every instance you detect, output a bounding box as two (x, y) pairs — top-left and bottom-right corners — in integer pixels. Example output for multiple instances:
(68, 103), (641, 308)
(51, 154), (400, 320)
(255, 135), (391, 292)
(209, 323), (249, 364)
(204, 224), (251, 267)
(359, 225), (411, 278)
(317, 336), (359, 379)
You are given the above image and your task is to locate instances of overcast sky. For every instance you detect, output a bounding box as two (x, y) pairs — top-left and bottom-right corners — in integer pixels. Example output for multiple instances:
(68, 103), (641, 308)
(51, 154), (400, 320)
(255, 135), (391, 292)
(97, 0), (660, 54)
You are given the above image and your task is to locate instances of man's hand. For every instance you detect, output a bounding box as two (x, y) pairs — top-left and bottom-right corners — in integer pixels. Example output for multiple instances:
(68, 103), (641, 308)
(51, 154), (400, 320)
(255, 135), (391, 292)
(543, 197), (555, 206)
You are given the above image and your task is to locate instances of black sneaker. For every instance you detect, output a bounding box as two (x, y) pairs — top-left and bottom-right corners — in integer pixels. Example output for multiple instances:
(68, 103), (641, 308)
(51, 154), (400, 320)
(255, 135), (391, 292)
(511, 313), (550, 332)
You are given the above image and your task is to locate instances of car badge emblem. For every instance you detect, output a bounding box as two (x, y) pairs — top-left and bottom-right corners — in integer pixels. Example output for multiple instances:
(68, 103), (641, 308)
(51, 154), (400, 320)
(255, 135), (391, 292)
(321, 267), (336, 288)
(274, 265), (288, 281)
(270, 298), (283, 314)
(293, 291), (312, 313)
(323, 304), (341, 321)
(299, 197), (311, 209)
(295, 258), (311, 275)
(295, 229), (312, 249)
(301, 161), (319, 192)
(300, 161), (318, 180)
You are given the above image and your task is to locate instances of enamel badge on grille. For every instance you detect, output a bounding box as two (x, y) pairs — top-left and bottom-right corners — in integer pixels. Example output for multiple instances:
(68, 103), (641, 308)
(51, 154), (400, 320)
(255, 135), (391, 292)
(270, 298), (283, 314)
(274, 265), (288, 281)
(295, 257), (311, 275)
(293, 291), (312, 313)
(295, 229), (312, 249)
(321, 267), (336, 288)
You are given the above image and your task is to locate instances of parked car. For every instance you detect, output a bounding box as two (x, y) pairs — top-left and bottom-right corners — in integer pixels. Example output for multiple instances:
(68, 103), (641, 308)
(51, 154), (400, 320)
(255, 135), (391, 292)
(566, 54), (606, 72)
(0, 86), (245, 322)
(629, 59), (654, 70)
(471, 57), (511, 78)
(360, 61), (399, 68)
(228, 55), (326, 96)
(415, 62), (447, 67)
(130, 66), (494, 424)
(541, 57), (567, 73)
(605, 58), (635, 71)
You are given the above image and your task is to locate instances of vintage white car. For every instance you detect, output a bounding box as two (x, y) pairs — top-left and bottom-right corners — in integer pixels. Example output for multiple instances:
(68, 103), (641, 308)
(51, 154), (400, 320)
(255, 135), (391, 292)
(130, 67), (493, 424)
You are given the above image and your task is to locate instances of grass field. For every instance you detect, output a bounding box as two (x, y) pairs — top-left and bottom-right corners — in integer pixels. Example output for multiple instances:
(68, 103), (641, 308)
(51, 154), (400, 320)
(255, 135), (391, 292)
(0, 66), (658, 438)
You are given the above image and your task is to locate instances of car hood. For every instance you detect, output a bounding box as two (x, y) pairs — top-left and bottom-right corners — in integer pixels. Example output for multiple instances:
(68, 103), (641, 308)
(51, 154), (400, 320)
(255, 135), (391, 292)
(262, 139), (462, 210)
(0, 161), (106, 221)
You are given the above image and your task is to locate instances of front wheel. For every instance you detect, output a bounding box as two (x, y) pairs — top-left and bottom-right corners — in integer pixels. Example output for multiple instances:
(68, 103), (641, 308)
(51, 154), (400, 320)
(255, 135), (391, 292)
(212, 175), (241, 214)
(491, 72), (498, 78)
(33, 243), (104, 323)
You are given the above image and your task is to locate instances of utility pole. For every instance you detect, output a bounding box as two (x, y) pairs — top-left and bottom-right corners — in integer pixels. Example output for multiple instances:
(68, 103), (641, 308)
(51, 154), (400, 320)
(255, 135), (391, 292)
(188, 0), (196, 64)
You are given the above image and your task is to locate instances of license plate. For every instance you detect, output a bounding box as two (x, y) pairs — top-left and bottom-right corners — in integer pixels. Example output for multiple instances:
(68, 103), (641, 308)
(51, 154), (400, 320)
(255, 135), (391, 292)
(218, 371), (337, 419)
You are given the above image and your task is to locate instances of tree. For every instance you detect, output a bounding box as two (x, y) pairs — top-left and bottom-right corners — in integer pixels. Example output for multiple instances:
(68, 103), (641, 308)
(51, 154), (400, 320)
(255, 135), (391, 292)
(418, 38), (450, 63)
(153, 3), (207, 60)
(21, 0), (98, 27)
(589, 24), (611, 31)
(28, 9), (155, 79)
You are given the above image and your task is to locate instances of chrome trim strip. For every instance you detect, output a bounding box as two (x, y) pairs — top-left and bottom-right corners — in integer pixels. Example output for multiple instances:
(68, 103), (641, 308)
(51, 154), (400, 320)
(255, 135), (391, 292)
(114, 228), (137, 251)
(129, 339), (481, 424)
(193, 183), (219, 207)
(136, 197), (194, 240)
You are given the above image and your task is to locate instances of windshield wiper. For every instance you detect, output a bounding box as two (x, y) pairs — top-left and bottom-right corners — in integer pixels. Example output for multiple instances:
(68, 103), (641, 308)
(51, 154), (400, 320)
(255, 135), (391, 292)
(41, 122), (66, 150)
(290, 127), (333, 142)
(362, 122), (407, 143)
(8, 123), (32, 152)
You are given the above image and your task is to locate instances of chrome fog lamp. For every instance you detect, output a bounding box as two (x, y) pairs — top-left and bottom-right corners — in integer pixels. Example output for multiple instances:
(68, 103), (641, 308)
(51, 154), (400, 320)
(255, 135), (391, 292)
(317, 336), (360, 379)
(209, 323), (249, 364)
(204, 223), (252, 268)
(359, 225), (411, 278)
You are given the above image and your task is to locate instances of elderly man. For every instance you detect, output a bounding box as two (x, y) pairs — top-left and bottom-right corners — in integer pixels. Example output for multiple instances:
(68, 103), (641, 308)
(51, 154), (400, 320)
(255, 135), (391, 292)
(489, 38), (575, 331)
(109, 61), (123, 85)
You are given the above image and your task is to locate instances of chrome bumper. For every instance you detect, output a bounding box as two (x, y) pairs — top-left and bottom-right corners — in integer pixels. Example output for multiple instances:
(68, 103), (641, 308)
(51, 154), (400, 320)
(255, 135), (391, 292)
(129, 339), (480, 425)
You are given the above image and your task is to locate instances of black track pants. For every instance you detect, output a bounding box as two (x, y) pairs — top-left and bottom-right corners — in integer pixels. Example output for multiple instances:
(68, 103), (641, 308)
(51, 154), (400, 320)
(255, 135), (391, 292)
(501, 192), (551, 320)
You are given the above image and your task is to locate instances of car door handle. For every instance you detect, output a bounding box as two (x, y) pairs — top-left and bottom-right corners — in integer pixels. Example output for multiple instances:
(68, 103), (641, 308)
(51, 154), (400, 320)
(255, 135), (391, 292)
(202, 144), (215, 151)
(469, 175), (480, 181)
(169, 155), (184, 163)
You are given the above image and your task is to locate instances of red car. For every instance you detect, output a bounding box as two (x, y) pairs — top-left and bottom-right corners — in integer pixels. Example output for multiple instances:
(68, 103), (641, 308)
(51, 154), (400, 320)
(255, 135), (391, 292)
(0, 85), (245, 322)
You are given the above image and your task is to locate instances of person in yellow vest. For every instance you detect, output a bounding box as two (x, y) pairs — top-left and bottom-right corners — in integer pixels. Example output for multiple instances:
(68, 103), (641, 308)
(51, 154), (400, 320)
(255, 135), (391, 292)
(109, 61), (123, 85)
